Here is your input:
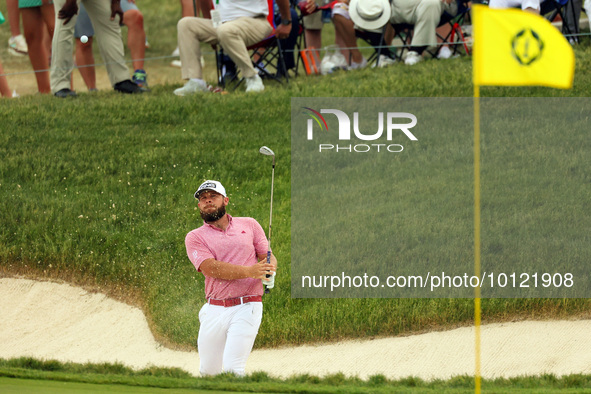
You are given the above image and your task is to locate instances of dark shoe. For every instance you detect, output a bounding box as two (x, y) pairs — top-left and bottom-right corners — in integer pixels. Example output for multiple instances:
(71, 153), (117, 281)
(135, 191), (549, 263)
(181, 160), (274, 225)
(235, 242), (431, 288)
(54, 88), (77, 98)
(114, 79), (146, 94)
(132, 69), (148, 89)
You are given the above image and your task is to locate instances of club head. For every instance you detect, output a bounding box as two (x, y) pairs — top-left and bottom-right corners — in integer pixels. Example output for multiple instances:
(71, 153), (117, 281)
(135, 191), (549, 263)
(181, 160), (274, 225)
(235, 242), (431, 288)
(259, 146), (275, 157)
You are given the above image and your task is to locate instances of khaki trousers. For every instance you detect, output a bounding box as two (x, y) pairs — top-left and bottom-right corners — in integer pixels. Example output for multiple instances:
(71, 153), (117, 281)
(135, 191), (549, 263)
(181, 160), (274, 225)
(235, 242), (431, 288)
(51, 0), (130, 93)
(391, 0), (456, 48)
(177, 16), (272, 80)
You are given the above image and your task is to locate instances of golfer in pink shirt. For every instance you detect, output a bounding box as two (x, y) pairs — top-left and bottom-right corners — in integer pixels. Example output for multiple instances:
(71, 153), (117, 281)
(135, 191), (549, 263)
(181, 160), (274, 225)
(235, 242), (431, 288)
(185, 180), (277, 376)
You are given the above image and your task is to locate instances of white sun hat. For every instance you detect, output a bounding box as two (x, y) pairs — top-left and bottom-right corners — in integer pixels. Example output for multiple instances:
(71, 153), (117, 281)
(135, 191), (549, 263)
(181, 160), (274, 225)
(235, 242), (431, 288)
(349, 0), (391, 31)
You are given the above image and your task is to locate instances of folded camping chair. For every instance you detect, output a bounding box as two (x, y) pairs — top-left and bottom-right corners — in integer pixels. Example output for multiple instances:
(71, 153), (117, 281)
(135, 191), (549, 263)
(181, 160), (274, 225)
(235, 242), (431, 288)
(541, 0), (579, 38)
(216, 0), (289, 90)
(390, 0), (472, 61)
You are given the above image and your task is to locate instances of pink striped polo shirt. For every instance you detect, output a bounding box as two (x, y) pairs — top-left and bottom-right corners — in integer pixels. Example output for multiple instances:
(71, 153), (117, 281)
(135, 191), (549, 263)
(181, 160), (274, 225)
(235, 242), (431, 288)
(185, 214), (269, 300)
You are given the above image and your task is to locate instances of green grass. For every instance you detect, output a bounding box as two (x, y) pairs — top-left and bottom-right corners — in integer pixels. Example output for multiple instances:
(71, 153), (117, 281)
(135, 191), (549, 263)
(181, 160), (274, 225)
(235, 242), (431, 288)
(1, 2), (591, 391)
(2, 86), (589, 348)
(2, 358), (591, 393)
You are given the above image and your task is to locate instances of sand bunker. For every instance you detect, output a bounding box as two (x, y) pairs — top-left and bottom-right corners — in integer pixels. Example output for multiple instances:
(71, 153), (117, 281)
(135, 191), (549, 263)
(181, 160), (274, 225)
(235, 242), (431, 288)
(1, 278), (589, 380)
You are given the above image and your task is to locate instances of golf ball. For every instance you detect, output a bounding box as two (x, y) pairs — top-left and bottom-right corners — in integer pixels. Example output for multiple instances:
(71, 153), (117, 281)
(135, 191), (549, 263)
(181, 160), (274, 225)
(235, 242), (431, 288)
(81, 35), (88, 44)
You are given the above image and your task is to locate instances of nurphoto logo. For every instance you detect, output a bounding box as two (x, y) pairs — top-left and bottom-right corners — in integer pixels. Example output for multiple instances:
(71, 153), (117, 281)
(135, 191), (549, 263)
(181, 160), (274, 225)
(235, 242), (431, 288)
(303, 107), (418, 153)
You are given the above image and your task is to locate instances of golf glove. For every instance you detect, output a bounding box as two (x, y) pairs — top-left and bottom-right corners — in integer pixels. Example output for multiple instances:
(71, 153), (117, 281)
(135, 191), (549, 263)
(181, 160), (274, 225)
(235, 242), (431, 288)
(262, 271), (276, 289)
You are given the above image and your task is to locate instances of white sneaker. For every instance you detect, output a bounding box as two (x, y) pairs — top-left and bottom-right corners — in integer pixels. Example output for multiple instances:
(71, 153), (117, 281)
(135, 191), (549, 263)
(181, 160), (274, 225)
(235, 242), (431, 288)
(331, 52), (348, 70)
(12, 90), (20, 98)
(374, 54), (396, 68)
(404, 51), (422, 66)
(349, 57), (368, 70)
(245, 75), (264, 93)
(172, 46), (180, 57)
(437, 46), (452, 59)
(173, 79), (209, 96)
(8, 35), (28, 56)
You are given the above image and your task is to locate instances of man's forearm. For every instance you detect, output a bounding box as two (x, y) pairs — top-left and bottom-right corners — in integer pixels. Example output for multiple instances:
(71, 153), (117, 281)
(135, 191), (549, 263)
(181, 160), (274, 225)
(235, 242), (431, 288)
(200, 258), (274, 280)
(201, 259), (252, 280)
(276, 0), (291, 21)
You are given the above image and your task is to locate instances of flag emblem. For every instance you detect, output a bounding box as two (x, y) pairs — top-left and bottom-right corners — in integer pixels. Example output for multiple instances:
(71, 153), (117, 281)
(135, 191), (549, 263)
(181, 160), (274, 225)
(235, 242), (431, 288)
(511, 29), (544, 66)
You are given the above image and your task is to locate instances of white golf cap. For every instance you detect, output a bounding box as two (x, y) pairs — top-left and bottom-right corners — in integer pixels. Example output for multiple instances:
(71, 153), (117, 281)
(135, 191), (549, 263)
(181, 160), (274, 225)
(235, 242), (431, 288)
(194, 180), (227, 199)
(349, 0), (391, 31)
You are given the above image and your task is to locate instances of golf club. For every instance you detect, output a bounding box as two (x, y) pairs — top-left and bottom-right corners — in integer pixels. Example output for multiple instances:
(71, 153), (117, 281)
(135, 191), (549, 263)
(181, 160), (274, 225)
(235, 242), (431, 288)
(259, 146), (275, 294)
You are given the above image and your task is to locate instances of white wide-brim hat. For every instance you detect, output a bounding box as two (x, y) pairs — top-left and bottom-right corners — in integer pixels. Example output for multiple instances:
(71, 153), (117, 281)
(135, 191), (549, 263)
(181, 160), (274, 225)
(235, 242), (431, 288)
(350, 0), (391, 31)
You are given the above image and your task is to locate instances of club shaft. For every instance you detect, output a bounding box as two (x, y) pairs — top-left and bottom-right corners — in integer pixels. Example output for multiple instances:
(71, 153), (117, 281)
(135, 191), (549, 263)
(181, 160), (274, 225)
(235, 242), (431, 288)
(268, 161), (274, 250)
(264, 159), (275, 295)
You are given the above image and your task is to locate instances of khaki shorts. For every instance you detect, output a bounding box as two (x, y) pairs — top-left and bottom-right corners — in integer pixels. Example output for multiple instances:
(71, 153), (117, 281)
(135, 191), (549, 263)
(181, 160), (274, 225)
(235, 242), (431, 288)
(303, 11), (323, 30)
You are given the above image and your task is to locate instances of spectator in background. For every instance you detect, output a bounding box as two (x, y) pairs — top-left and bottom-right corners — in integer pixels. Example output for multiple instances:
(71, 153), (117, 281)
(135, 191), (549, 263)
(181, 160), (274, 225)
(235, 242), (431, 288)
(489, 0), (540, 13)
(0, 59), (14, 97)
(300, 0), (370, 70)
(171, 0), (201, 67)
(557, 0), (581, 43)
(1, 9), (17, 97)
(350, 0), (457, 66)
(331, 1), (366, 69)
(19, 0), (54, 94)
(6, 0), (28, 55)
(219, 1), (301, 83)
(50, 0), (144, 97)
(300, 0), (348, 67)
(301, 1), (325, 67)
(74, 0), (149, 91)
(73, 3), (96, 91)
(174, 0), (293, 95)
(273, 0), (300, 75)
(0, 12), (12, 97)
(119, 0), (148, 87)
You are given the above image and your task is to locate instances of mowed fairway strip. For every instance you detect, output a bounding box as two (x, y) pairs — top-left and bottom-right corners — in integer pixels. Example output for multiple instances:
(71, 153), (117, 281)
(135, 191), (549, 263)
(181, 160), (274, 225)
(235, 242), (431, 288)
(0, 377), (235, 394)
(1, 278), (590, 381)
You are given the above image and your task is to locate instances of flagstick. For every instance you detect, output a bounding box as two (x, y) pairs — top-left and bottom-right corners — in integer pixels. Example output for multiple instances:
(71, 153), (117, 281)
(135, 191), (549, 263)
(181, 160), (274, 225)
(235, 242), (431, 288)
(474, 84), (482, 394)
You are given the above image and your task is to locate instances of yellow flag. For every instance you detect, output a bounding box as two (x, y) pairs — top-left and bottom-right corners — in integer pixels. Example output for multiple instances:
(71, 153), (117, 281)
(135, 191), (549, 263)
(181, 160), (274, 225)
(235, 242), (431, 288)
(472, 4), (574, 89)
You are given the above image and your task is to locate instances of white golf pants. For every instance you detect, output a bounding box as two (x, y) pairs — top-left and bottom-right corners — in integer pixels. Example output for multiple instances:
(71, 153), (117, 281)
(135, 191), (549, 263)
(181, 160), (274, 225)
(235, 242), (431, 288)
(197, 302), (263, 376)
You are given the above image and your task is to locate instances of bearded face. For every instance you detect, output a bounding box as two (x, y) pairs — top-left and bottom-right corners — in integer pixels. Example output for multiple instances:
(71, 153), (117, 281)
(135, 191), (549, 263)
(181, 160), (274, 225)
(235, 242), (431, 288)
(199, 204), (226, 222)
(197, 191), (228, 223)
